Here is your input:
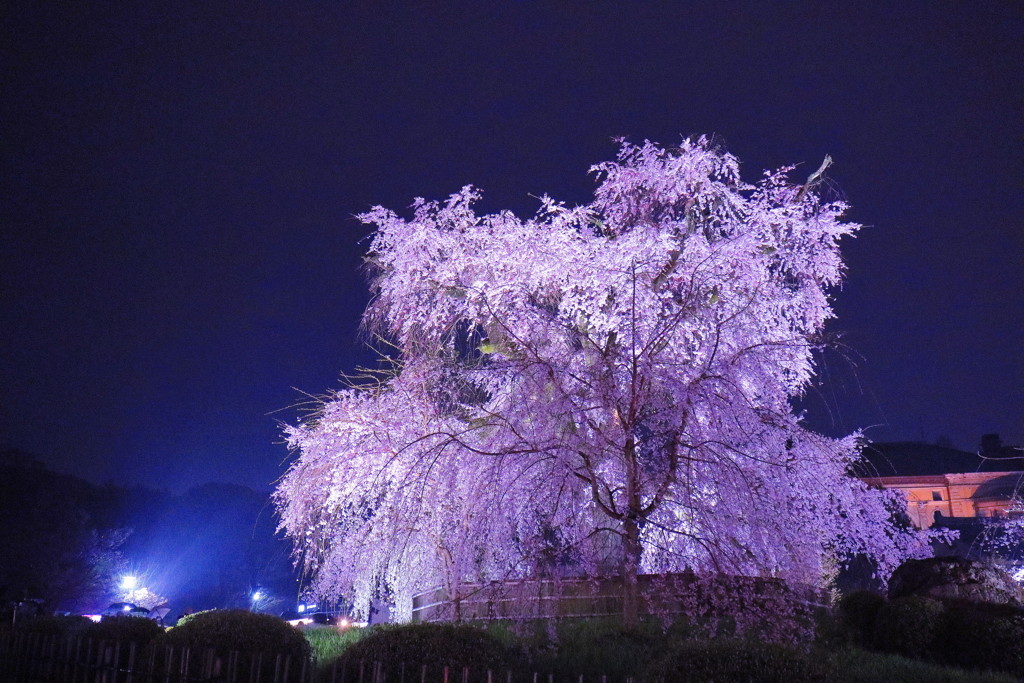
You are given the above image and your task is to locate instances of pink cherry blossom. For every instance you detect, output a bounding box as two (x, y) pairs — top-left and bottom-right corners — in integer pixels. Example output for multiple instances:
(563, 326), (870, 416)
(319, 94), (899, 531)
(275, 138), (938, 625)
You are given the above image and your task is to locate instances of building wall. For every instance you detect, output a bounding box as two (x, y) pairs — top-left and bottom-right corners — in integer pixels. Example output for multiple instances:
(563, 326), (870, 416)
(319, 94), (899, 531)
(861, 471), (1023, 529)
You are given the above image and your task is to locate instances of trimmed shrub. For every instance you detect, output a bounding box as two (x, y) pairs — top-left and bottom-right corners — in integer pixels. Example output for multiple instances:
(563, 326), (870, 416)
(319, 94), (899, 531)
(517, 617), (662, 682)
(87, 615), (164, 646)
(938, 600), (1024, 677)
(871, 595), (944, 659)
(151, 609), (310, 682)
(173, 608), (214, 627)
(328, 623), (516, 682)
(837, 590), (885, 646)
(648, 638), (833, 682)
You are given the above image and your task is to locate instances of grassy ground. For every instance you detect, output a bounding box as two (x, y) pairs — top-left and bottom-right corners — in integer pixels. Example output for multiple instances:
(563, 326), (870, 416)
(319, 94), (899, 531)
(303, 624), (368, 664)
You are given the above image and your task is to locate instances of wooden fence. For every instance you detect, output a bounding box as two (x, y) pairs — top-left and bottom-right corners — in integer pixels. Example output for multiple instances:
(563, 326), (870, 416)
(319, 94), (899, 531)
(1, 631), (649, 683)
(411, 572), (830, 623)
(0, 631), (313, 683)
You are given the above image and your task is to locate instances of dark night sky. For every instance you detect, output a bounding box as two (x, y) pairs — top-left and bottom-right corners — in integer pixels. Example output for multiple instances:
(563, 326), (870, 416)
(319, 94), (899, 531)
(2, 2), (1021, 493)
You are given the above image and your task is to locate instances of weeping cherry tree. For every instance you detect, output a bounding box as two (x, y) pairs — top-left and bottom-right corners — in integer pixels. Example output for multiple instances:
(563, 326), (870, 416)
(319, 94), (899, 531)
(275, 138), (935, 626)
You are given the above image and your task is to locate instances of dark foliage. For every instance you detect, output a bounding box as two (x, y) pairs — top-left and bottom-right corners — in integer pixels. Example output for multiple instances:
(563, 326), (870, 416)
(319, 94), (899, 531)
(0, 451), (127, 612)
(88, 615), (164, 645)
(937, 600), (1024, 677)
(2, 614), (93, 639)
(511, 617), (662, 681)
(151, 609), (310, 682)
(837, 590), (886, 646)
(835, 590), (1024, 678)
(329, 623), (516, 682)
(154, 609), (309, 656)
(648, 638), (833, 682)
(829, 647), (1015, 683)
(888, 556), (1024, 605)
(871, 596), (945, 659)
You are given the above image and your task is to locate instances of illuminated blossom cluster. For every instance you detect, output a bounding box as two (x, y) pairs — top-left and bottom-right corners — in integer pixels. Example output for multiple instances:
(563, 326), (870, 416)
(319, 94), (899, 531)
(275, 138), (935, 622)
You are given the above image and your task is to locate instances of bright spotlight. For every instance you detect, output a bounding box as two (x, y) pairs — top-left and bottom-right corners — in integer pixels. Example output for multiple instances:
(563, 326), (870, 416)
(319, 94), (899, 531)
(252, 590), (263, 601)
(120, 575), (138, 591)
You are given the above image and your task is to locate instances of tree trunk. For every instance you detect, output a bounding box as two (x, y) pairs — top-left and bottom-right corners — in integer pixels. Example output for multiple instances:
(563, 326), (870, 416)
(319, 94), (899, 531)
(621, 516), (642, 630)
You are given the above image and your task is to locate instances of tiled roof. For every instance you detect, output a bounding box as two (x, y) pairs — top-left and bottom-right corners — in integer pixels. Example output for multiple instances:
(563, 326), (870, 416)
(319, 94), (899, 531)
(856, 441), (1024, 477)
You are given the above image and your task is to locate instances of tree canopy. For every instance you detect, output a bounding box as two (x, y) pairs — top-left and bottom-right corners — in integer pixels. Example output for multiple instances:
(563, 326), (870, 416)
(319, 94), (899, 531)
(275, 138), (935, 623)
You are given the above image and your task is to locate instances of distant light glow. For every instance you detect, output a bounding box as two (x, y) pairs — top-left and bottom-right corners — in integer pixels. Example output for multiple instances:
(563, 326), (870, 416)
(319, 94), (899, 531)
(297, 604), (305, 613)
(122, 605), (131, 612)
(252, 590), (263, 601)
(120, 575), (138, 591)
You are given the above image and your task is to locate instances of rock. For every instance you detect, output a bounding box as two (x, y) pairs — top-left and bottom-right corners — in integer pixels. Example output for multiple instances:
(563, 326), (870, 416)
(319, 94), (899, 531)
(888, 557), (1024, 606)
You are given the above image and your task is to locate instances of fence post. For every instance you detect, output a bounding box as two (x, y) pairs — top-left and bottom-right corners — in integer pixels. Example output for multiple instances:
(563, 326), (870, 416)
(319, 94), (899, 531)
(35, 632), (44, 680)
(87, 638), (96, 683)
(42, 634), (54, 681)
(202, 647), (214, 679)
(250, 651), (259, 683)
(125, 640), (137, 683)
(162, 645), (173, 683)
(111, 640), (122, 683)
(61, 635), (72, 683)
(23, 632), (34, 681)
(74, 636), (84, 683)
(26, 632), (35, 680)
(146, 641), (156, 681)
